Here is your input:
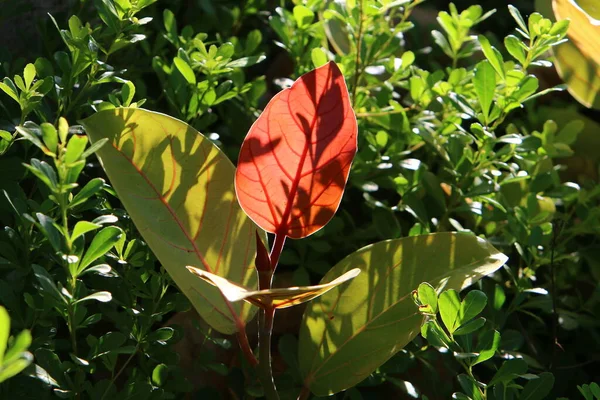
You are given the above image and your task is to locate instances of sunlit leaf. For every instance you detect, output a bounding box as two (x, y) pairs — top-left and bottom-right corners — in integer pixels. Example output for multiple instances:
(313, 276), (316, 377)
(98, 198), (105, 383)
(236, 61), (357, 239)
(537, 0), (600, 108)
(553, 0), (600, 67)
(298, 232), (507, 395)
(81, 108), (265, 334)
(186, 265), (360, 309)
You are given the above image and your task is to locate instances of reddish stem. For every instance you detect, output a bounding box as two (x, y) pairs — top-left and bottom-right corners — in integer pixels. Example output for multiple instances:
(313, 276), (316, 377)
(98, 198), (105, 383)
(237, 329), (258, 367)
(259, 305), (279, 400)
(254, 232), (288, 399)
(297, 385), (311, 400)
(269, 233), (287, 273)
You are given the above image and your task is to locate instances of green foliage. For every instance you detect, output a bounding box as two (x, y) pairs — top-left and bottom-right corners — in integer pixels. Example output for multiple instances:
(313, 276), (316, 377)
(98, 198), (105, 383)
(0, 306), (32, 383)
(0, 0), (598, 398)
(416, 286), (554, 399)
(299, 233), (506, 395)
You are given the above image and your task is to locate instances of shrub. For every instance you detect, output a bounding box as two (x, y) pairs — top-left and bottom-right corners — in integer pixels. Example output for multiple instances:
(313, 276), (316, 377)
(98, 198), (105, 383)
(0, 0), (599, 399)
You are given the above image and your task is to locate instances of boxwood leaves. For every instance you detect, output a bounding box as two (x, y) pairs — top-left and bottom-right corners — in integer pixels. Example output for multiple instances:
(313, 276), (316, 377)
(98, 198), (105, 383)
(298, 232), (507, 395)
(81, 108), (266, 334)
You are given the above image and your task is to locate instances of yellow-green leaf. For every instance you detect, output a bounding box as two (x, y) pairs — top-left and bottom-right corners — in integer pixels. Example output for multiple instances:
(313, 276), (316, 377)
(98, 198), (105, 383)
(186, 266), (360, 309)
(553, 0), (600, 67)
(298, 232), (507, 396)
(81, 108), (264, 334)
(537, 0), (600, 108)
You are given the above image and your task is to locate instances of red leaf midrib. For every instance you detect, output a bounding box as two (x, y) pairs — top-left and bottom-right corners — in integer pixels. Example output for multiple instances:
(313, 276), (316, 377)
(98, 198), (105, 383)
(276, 67), (333, 236)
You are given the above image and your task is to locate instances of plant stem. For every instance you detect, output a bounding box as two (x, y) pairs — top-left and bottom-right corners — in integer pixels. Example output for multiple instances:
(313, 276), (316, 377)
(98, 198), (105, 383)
(254, 232), (287, 399)
(100, 348), (138, 400)
(237, 329), (258, 367)
(297, 385), (311, 400)
(258, 305), (279, 400)
(269, 233), (286, 273)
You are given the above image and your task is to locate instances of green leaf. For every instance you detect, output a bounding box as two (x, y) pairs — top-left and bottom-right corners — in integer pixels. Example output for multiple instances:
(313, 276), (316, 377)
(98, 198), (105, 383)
(432, 30), (452, 58)
(294, 5), (315, 29)
(36, 213), (63, 252)
(520, 372), (555, 400)
(311, 48), (329, 68)
(217, 42), (234, 60)
(512, 75), (539, 102)
(0, 80), (20, 104)
(80, 108), (264, 334)
(590, 383), (600, 399)
(152, 364), (168, 386)
(552, 39), (600, 109)
(245, 30), (262, 54)
(70, 178), (105, 208)
(505, 35), (527, 65)
(80, 137), (108, 159)
(458, 290), (487, 325)
(174, 57), (196, 84)
(457, 374), (483, 400)
(299, 232), (507, 395)
(23, 64), (36, 90)
(489, 358), (528, 386)
(472, 330), (500, 365)
(75, 291), (112, 304)
(34, 57), (54, 78)
(41, 123), (58, 154)
(493, 284), (506, 310)
(163, 9), (177, 44)
(0, 306), (9, 365)
(417, 282), (438, 314)
(147, 327), (174, 342)
(94, 0), (120, 33)
(474, 61), (496, 123)
(65, 135), (88, 164)
(439, 289), (461, 333)
(78, 226), (123, 273)
(478, 35), (504, 79)
(15, 126), (46, 153)
(13, 76), (25, 92)
(31, 265), (65, 303)
(421, 320), (450, 348)
(0, 358), (32, 383)
(58, 117), (69, 144)
(91, 215), (118, 225)
(34, 348), (68, 387)
(226, 55), (266, 68)
(508, 4), (529, 36)
(454, 317), (486, 336)
(2, 330), (31, 366)
(121, 81), (135, 106)
(71, 221), (102, 242)
(28, 159), (58, 190)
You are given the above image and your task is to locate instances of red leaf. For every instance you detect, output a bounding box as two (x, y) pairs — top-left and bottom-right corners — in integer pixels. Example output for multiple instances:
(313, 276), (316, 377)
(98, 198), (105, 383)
(235, 61), (358, 239)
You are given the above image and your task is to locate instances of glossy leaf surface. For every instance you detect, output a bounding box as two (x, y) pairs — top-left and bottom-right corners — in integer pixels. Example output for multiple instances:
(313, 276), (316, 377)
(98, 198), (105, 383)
(235, 61), (357, 239)
(298, 232), (508, 395)
(186, 266), (360, 309)
(82, 108), (264, 334)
